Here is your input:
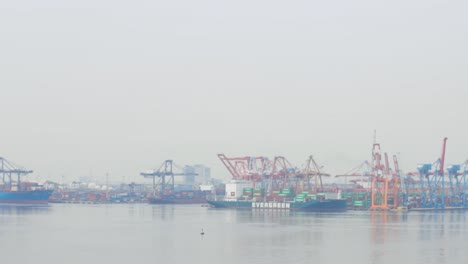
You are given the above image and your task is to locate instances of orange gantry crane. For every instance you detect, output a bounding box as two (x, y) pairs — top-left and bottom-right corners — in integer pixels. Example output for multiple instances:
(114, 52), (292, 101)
(337, 139), (402, 210)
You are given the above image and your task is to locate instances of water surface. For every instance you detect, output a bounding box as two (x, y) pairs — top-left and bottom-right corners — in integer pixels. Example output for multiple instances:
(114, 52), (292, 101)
(0, 204), (466, 264)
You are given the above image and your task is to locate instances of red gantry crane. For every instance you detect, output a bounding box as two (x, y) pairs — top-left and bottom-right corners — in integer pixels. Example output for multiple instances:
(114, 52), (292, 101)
(217, 154), (329, 194)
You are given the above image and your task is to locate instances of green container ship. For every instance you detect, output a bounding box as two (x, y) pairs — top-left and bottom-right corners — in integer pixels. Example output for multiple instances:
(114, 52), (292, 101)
(213, 181), (347, 211)
(207, 198), (347, 211)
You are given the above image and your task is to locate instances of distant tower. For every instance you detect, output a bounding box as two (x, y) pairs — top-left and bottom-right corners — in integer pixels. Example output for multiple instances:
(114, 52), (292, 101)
(106, 172), (109, 199)
(183, 166), (196, 185)
(194, 165), (211, 184)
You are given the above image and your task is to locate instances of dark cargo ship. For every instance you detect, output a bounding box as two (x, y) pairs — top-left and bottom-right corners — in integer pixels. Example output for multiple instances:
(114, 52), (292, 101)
(149, 190), (208, 204)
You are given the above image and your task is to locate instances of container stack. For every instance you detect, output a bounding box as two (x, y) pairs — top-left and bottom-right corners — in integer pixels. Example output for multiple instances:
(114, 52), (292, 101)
(341, 191), (371, 209)
(294, 191), (309, 202)
(316, 193), (326, 200)
(253, 188), (265, 197)
(279, 188), (295, 197)
(267, 190), (281, 201)
(242, 188), (254, 199)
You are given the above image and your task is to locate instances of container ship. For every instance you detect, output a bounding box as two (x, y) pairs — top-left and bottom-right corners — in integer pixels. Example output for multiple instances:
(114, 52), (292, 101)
(208, 198), (347, 211)
(0, 157), (53, 204)
(207, 180), (347, 212)
(0, 189), (53, 204)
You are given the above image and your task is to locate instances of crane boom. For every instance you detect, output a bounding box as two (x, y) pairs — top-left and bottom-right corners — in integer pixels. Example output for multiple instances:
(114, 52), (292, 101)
(440, 137), (448, 176)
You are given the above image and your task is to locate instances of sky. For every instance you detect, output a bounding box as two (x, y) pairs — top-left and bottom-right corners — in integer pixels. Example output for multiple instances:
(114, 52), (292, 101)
(1, 0), (467, 184)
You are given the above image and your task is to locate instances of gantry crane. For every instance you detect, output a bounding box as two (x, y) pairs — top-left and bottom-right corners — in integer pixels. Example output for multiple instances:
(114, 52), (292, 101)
(335, 160), (373, 189)
(0, 157), (33, 191)
(217, 154), (297, 191)
(217, 153), (328, 194)
(140, 160), (197, 197)
(370, 142), (389, 210)
(297, 155), (330, 192)
(417, 137), (448, 209)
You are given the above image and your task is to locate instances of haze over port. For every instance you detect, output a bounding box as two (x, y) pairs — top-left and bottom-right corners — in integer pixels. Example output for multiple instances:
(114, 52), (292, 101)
(1, 0), (467, 183)
(2, 1), (468, 264)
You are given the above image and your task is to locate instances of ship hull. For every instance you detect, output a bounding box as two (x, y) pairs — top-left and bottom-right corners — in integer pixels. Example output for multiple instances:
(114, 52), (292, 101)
(149, 198), (207, 204)
(207, 199), (347, 212)
(149, 190), (208, 204)
(0, 190), (53, 204)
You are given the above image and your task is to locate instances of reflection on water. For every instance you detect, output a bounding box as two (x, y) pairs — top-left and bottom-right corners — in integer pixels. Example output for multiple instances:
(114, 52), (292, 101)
(151, 204), (176, 221)
(0, 205), (51, 227)
(0, 204), (51, 215)
(366, 210), (468, 264)
(1, 205), (468, 264)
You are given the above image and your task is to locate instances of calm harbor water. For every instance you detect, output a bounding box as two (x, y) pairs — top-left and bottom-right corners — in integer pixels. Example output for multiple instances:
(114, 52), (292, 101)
(0, 204), (467, 264)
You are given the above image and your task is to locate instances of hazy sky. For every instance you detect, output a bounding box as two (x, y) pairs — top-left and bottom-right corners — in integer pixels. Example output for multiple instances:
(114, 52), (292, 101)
(1, 0), (467, 184)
